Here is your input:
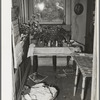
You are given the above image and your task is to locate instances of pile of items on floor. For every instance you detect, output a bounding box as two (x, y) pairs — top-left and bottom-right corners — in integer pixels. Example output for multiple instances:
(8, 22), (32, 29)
(21, 83), (57, 100)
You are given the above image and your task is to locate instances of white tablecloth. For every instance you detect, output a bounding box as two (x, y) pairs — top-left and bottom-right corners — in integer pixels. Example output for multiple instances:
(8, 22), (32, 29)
(27, 44), (81, 57)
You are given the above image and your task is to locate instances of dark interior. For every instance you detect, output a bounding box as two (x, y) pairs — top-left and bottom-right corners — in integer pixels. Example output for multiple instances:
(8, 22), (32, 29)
(11, 0), (96, 100)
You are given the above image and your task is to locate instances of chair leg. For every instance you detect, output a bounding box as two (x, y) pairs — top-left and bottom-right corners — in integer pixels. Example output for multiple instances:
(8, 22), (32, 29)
(73, 65), (79, 96)
(81, 76), (86, 100)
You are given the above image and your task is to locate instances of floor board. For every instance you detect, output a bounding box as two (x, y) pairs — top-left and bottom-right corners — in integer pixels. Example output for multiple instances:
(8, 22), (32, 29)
(25, 66), (91, 100)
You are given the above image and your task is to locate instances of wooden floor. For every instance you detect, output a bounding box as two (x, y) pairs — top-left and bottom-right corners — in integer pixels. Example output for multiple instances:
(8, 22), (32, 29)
(25, 66), (91, 100)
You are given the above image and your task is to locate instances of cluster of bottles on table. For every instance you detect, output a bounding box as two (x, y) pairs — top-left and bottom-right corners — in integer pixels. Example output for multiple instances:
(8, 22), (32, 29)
(31, 39), (72, 47)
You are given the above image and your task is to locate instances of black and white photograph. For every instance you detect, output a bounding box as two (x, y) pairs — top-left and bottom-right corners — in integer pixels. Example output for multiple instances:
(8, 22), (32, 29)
(1, 0), (99, 100)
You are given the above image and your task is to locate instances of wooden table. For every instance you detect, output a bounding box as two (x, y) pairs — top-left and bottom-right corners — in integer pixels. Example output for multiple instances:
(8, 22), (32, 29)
(27, 44), (81, 72)
(73, 54), (93, 100)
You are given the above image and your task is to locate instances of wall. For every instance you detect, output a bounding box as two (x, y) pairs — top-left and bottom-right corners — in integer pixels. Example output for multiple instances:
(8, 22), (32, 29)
(65, 0), (71, 25)
(12, 0), (19, 6)
(12, 0), (20, 21)
(71, 0), (87, 45)
(29, 0), (34, 19)
(24, 0), (29, 23)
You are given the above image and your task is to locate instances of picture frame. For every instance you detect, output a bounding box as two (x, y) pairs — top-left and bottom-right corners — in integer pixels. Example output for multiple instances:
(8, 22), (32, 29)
(74, 3), (84, 15)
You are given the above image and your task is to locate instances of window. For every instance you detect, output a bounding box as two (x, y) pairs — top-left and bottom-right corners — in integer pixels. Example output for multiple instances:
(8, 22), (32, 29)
(33, 0), (66, 24)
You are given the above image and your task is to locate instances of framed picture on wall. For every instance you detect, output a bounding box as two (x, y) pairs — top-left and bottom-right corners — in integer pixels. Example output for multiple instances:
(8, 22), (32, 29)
(74, 3), (84, 15)
(33, 0), (66, 24)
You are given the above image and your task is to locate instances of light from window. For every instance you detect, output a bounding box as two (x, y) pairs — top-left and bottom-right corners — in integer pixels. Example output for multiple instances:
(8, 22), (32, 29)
(33, 0), (65, 24)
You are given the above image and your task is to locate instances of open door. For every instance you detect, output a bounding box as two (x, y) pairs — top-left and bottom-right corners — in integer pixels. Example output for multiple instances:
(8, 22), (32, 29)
(91, 0), (99, 100)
